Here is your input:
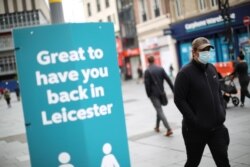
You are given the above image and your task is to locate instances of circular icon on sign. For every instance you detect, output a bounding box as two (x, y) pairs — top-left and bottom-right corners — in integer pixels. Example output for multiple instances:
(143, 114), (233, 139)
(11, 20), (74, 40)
(58, 152), (74, 167)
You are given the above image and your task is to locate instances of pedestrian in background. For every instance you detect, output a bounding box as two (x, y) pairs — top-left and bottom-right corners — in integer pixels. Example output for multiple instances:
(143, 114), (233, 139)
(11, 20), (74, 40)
(144, 56), (174, 137)
(169, 64), (174, 77)
(174, 37), (230, 167)
(230, 51), (250, 107)
(14, 84), (20, 101)
(0, 87), (4, 99)
(3, 88), (11, 108)
(137, 62), (143, 84)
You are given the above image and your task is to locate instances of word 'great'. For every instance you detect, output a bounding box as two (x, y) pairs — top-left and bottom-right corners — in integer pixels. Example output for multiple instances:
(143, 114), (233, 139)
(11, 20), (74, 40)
(37, 47), (104, 65)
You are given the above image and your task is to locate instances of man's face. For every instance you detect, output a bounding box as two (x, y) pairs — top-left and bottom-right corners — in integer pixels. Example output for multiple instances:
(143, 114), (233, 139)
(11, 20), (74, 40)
(193, 46), (211, 61)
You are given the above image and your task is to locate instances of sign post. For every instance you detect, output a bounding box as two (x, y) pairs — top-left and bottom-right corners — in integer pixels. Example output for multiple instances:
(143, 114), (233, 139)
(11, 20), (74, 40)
(243, 16), (250, 39)
(13, 23), (130, 167)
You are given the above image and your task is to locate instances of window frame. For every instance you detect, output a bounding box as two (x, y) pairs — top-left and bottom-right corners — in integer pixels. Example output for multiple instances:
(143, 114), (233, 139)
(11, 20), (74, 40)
(105, 0), (110, 8)
(174, 0), (182, 17)
(198, 0), (207, 11)
(140, 0), (147, 22)
(87, 3), (91, 16)
(96, 0), (101, 12)
(153, 0), (160, 17)
(210, 0), (218, 8)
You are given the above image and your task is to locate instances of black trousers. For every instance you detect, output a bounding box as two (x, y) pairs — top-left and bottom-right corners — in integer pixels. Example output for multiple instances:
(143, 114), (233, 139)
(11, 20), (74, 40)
(182, 125), (230, 167)
(239, 79), (250, 104)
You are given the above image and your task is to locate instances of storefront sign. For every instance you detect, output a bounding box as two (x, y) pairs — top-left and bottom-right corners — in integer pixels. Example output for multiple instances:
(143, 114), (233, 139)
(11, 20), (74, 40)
(13, 23), (130, 167)
(185, 13), (236, 32)
(122, 48), (140, 57)
(170, 3), (250, 40)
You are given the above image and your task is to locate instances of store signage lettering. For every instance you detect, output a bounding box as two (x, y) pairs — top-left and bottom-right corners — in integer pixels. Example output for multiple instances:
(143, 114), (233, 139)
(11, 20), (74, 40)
(34, 47), (113, 126)
(185, 13), (236, 32)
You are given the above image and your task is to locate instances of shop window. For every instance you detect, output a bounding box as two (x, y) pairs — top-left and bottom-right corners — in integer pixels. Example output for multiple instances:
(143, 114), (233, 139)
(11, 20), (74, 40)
(175, 0), (182, 17)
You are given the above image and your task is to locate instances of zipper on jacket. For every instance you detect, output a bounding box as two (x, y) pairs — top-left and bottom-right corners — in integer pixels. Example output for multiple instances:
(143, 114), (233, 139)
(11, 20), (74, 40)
(205, 71), (215, 112)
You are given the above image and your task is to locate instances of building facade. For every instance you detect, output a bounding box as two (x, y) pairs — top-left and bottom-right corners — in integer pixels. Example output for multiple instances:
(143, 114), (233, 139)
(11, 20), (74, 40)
(0, 0), (50, 90)
(169, 0), (250, 74)
(83, 0), (120, 34)
(117, 0), (140, 80)
(134, 0), (178, 77)
(83, 0), (140, 80)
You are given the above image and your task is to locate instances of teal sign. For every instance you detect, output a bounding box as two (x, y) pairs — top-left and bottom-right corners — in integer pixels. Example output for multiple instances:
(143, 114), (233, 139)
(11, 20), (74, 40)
(13, 23), (130, 167)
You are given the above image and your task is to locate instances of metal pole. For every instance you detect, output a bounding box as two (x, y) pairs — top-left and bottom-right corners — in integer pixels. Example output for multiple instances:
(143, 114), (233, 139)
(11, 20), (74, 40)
(49, 0), (64, 24)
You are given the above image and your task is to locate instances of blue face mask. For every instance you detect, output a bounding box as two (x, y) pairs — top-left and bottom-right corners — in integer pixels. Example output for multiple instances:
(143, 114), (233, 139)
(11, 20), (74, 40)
(198, 51), (210, 64)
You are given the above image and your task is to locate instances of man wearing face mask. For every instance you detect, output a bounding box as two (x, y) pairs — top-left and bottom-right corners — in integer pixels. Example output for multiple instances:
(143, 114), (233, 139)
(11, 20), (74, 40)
(174, 37), (230, 167)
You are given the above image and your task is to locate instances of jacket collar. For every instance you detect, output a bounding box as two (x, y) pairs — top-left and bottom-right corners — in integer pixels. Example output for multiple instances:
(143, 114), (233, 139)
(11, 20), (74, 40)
(191, 59), (208, 72)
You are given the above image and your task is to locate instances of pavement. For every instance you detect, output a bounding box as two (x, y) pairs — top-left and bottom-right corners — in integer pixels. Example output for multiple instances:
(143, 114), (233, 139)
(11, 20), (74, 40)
(1, 79), (250, 167)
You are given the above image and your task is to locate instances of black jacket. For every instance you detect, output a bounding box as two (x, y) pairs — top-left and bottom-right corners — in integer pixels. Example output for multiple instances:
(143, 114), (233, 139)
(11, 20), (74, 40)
(174, 60), (226, 131)
(231, 61), (249, 84)
(144, 64), (174, 98)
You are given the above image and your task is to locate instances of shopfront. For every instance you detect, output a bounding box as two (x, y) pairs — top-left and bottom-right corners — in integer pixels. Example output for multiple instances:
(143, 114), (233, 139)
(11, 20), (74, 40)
(139, 35), (178, 77)
(170, 2), (250, 74)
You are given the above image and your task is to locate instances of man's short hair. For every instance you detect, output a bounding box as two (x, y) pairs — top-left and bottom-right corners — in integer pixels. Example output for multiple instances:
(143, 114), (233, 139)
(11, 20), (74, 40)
(192, 37), (214, 51)
(147, 56), (155, 64)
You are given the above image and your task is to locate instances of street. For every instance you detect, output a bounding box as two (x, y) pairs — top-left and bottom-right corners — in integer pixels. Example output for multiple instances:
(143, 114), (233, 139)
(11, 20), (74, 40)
(0, 79), (250, 167)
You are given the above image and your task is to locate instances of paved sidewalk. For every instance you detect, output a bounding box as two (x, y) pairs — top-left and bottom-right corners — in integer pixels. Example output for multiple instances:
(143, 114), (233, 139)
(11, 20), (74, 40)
(1, 80), (250, 167)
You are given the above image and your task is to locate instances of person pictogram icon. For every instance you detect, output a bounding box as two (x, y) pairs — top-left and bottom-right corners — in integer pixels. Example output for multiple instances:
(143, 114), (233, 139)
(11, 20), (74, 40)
(101, 143), (120, 167)
(58, 152), (74, 167)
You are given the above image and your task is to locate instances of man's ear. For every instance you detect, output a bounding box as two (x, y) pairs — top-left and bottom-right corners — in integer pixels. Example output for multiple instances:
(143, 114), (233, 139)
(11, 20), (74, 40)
(192, 49), (196, 58)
